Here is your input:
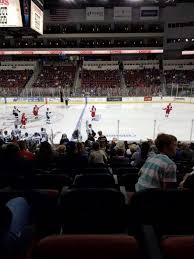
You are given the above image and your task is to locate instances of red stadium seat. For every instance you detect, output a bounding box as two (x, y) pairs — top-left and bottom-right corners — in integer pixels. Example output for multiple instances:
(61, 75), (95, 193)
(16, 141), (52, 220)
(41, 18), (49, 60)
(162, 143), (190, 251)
(31, 235), (143, 259)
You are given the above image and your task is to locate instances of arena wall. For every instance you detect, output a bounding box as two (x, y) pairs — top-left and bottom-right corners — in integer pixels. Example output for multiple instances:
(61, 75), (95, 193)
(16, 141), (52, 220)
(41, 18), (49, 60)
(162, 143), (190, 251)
(1, 96), (194, 105)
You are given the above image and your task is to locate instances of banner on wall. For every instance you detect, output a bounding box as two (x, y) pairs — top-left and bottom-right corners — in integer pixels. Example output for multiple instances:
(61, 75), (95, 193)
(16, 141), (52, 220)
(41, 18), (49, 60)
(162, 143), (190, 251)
(86, 7), (104, 21)
(0, 49), (163, 55)
(0, 0), (23, 27)
(140, 7), (159, 20)
(114, 7), (132, 21)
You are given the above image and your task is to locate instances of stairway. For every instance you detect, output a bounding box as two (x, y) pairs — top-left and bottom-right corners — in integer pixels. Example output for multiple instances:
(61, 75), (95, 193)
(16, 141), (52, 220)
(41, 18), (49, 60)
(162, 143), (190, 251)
(20, 62), (42, 97)
(73, 62), (81, 93)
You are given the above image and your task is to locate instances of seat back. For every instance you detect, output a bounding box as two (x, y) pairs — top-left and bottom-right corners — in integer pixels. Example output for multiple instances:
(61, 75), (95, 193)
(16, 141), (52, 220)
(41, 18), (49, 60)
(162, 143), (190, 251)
(59, 188), (126, 233)
(130, 189), (194, 235)
(30, 174), (72, 190)
(32, 235), (143, 259)
(113, 167), (139, 176)
(119, 173), (139, 191)
(78, 167), (111, 175)
(161, 236), (194, 259)
(73, 174), (116, 188)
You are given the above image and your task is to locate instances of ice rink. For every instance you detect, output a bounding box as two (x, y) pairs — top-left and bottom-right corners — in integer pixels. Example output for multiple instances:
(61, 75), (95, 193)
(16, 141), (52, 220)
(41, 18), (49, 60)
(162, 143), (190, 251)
(1, 102), (194, 143)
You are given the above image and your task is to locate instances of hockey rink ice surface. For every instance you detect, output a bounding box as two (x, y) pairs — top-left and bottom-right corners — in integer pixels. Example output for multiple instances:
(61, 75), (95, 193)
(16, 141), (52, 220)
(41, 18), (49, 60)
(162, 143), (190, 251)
(1, 102), (194, 143)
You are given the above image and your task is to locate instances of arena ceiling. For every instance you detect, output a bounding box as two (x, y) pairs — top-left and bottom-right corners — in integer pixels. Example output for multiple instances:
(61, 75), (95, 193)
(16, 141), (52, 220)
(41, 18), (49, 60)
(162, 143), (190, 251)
(44, 0), (192, 9)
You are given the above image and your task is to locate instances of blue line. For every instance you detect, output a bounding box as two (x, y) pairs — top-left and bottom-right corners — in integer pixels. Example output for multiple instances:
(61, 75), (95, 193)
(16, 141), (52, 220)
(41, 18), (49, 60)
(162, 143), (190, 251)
(71, 103), (87, 141)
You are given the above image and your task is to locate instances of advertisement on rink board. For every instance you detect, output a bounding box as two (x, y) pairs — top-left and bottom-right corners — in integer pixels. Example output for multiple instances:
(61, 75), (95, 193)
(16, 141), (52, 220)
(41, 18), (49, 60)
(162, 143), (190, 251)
(174, 97), (185, 101)
(107, 97), (122, 102)
(144, 96), (153, 102)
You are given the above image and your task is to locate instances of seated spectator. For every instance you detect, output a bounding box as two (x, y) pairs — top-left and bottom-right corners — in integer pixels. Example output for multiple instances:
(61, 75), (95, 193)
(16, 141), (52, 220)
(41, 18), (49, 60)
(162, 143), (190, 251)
(179, 172), (194, 191)
(17, 140), (35, 160)
(60, 141), (78, 169)
(36, 141), (58, 168)
(0, 197), (31, 257)
(135, 133), (177, 191)
(110, 140), (126, 157)
(110, 148), (130, 167)
(131, 141), (150, 168)
(77, 142), (88, 158)
(98, 131), (107, 150)
(88, 142), (107, 166)
(179, 143), (193, 162)
(125, 143), (139, 159)
(56, 145), (66, 156)
(76, 142), (88, 168)
(0, 143), (29, 176)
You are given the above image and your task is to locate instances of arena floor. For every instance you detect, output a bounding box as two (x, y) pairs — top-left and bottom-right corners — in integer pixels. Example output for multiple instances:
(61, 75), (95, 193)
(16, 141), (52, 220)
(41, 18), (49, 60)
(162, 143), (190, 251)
(1, 102), (194, 143)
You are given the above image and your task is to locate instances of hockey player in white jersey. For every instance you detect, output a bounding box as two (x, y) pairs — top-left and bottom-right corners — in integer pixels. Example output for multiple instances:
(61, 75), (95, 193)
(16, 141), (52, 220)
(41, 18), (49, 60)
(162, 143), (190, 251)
(3, 130), (11, 143)
(13, 106), (20, 119)
(40, 128), (48, 142)
(11, 125), (21, 140)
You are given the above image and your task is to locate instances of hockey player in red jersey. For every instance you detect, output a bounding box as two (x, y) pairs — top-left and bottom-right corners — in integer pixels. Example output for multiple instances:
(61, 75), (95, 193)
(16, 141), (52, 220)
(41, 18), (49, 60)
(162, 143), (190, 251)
(163, 103), (172, 118)
(33, 105), (39, 119)
(90, 105), (96, 120)
(21, 113), (27, 129)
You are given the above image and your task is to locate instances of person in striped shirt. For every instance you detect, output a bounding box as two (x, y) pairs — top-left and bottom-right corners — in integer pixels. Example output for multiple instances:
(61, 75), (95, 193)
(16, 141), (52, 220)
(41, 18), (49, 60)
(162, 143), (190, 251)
(135, 133), (177, 192)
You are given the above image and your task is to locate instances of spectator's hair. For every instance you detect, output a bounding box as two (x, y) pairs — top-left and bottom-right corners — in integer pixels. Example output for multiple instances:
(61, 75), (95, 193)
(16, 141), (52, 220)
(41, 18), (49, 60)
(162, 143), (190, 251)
(141, 141), (150, 159)
(56, 145), (66, 154)
(98, 131), (102, 136)
(38, 141), (52, 156)
(5, 143), (20, 158)
(66, 141), (77, 153)
(116, 148), (125, 156)
(155, 134), (177, 152)
(77, 142), (85, 153)
(92, 141), (100, 151)
(18, 140), (27, 151)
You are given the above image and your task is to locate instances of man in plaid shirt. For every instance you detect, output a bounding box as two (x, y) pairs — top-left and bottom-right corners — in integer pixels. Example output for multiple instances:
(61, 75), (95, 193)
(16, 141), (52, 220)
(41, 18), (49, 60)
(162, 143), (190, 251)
(135, 133), (177, 191)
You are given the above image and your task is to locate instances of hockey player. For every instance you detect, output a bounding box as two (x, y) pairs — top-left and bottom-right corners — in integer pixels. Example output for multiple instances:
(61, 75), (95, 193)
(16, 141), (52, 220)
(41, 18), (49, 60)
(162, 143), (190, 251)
(3, 130), (11, 144)
(21, 113), (27, 129)
(40, 128), (48, 142)
(32, 132), (41, 146)
(11, 125), (21, 140)
(163, 103), (172, 118)
(65, 97), (69, 107)
(46, 108), (51, 124)
(33, 105), (39, 119)
(13, 106), (20, 119)
(90, 105), (96, 120)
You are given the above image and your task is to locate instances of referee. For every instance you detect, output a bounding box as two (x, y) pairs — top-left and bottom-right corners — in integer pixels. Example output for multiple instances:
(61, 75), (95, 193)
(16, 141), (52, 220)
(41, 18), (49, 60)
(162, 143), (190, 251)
(65, 96), (69, 107)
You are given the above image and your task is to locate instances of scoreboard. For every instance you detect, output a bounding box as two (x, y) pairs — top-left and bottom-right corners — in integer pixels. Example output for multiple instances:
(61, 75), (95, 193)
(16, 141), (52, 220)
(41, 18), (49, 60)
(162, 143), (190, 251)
(30, 0), (43, 34)
(0, 0), (44, 34)
(0, 0), (23, 27)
